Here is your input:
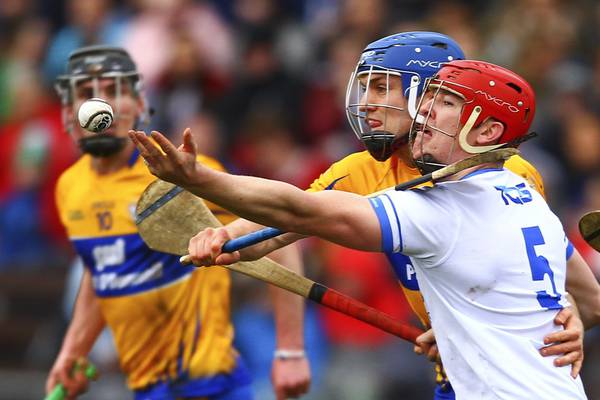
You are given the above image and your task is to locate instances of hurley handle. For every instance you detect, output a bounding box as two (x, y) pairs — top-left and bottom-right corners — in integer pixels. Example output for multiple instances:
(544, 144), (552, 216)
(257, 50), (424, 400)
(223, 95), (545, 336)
(45, 362), (97, 400)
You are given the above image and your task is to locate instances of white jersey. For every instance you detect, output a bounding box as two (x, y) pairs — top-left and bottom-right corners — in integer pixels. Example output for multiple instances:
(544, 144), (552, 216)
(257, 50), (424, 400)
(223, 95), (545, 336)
(370, 168), (586, 400)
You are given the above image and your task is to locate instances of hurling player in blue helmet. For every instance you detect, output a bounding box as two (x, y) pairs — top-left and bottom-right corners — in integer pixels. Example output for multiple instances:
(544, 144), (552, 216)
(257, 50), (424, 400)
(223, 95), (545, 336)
(346, 31), (464, 161)
(157, 31), (585, 400)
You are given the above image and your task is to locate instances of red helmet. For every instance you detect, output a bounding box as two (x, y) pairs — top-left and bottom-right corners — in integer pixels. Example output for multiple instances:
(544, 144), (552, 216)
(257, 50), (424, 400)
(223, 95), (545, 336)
(427, 60), (535, 152)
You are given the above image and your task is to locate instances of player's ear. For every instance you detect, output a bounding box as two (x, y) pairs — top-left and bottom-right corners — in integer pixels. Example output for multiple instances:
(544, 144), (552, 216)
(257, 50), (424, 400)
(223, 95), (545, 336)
(475, 119), (505, 146)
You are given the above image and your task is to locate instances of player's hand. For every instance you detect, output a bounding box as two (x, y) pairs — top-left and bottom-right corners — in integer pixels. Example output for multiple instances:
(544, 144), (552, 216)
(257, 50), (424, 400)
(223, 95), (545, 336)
(46, 355), (90, 399)
(188, 227), (241, 266)
(540, 307), (584, 378)
(272, 357), (311, 400)
(414, 328), (439, 362)
(129, 128), (201, 188)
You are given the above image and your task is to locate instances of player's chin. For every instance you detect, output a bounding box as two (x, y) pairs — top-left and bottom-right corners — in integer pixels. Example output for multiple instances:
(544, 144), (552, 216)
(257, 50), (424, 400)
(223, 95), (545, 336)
(411, 139), (426, 158)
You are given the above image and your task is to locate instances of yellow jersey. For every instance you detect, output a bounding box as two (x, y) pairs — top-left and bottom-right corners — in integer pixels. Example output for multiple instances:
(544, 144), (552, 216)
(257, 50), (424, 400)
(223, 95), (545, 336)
(55, 149), (251, 395)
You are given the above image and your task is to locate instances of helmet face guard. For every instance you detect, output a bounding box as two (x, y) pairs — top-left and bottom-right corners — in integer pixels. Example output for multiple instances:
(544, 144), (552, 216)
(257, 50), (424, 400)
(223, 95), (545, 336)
(409, 80), (470, 173)
(344, 31), (465, 161)
(409, 60), (535, 173)
(345, 67), (415, 161)
(54, 46), (145, 157)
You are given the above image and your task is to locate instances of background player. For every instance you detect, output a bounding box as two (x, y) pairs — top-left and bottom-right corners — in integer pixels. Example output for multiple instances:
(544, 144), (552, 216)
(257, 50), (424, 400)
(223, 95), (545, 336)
(45, 45), (310, 400)
(130, 59), (589, 399)
(161, 32), (592, 398)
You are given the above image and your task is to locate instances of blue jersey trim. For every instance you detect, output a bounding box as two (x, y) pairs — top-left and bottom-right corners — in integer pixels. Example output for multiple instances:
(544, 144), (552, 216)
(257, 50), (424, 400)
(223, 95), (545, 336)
(324, 175), (348, 190)
(369, 197), (393, 252)
(460, 167), (504, 180)
(73, 233), (195, 297)
(434, 382), (455, 400)
(134, 356), (252, 399)
(128, 147), (140, 167)
(136, 185), (185, 225)
(386, 252), (419, 290)
(566, 240), (574, 260)
(382, 193), (403, 252)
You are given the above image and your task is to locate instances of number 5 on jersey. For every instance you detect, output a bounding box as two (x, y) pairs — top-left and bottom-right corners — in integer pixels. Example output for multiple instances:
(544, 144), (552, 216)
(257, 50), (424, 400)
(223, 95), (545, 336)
(522, 226), (562, 310)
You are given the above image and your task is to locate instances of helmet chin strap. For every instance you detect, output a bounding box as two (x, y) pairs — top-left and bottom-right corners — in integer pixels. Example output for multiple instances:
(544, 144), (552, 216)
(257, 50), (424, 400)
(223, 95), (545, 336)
(361, 130), (400, 161)
(457, 106), (503, 153)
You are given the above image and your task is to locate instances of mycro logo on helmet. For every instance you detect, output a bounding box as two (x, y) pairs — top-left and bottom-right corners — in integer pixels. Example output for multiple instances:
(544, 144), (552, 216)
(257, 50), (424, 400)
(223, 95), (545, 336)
(474, 90), (520, 113)
(359, 51), (376, 65)
(406, 60), (443, 69)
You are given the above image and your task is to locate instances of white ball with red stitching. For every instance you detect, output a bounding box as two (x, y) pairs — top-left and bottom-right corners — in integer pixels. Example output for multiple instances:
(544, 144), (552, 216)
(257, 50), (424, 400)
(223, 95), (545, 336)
(78, 98), (114, 133)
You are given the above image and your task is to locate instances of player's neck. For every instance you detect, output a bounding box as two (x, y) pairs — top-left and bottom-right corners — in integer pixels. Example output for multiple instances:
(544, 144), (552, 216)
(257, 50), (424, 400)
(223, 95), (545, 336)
(395, 145), (416, 168)
(451, 161), (504, 181)
(91, 142), (136, 175)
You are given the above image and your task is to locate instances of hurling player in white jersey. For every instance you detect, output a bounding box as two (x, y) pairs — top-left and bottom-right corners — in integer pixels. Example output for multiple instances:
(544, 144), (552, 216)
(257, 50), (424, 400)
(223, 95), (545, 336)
(130, 59), (589, 399)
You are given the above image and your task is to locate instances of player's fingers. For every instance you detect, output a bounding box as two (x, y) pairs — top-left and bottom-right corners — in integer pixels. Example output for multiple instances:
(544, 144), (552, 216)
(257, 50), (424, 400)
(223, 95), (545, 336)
(133, 130), (158, 157)
(277, 381), (309, 399)
(571, 358), (583, 378)
(275, 388), (286, 400)
(189, 229), (213, 266)
(215, 252), (240, 265)
(541, 340), (581, 357)
(71, 368), (90, 395)
(129, 130), (150, 157)
(553, 307), (572, 325)
(150, 130), (178, 158)
(130, 131), (164, 171)
(552, 350), (582, 368)
(189, 228), (212, 255)
(427, 344), (439, 362)
(413, 345), (424, 355)
(57, 365), (76, 389)
(544, 329), (579, 346)
(201, 229), (219, 265)
(209, 233), (226, 260)
(416, 329), (435, 347)
(182, 128), (198, 155)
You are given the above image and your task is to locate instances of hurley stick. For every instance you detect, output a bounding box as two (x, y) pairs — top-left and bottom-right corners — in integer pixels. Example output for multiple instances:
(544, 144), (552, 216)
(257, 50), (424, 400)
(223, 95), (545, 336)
(136, 180), (423, 343)
(578, 210), (600, 252)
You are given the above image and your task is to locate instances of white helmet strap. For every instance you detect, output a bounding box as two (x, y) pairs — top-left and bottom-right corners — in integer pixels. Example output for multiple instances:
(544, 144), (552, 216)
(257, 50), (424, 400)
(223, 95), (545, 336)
(407, 75), (420, 119)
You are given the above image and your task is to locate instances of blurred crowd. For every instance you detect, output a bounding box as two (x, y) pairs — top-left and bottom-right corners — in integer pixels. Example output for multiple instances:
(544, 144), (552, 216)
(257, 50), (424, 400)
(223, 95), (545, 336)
(1, 0), (599, 399)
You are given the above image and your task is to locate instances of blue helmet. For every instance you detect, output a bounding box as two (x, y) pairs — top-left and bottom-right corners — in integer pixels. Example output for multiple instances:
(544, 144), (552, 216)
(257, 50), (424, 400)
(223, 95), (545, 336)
(346, 31), (465, 161)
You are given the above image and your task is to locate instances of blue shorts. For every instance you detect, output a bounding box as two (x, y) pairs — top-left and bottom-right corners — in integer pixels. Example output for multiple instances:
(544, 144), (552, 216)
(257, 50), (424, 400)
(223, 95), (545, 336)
(434, 382), (455, 400)
(134, 358), (253, 400)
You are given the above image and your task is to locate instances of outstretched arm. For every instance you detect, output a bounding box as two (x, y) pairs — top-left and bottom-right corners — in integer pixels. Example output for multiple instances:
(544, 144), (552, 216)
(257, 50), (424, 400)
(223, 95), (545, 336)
(130, 129), (382, 252)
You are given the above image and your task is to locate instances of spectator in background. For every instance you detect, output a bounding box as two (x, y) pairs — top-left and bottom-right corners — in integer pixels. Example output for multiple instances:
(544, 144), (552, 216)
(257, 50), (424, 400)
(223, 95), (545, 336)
(150, 30), (231, 135)
(172, 111), (225, 160)
(0, 124), (58, 269)
(0, 57), (76, 269)
(230, 0), (312, 77)
(299, 33), (368, 158)
(218, 27), (304, 148)
(0, 12), (49, 123)
(123, 0), (234, 90)
(230, 112), (329, 189)
(42, 0), (129, 85)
